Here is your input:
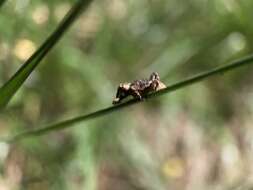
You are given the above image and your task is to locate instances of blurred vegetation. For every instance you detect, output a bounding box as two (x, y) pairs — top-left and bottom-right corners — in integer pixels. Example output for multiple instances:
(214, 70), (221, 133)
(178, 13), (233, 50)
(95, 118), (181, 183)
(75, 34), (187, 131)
(1, 0), (253, 190)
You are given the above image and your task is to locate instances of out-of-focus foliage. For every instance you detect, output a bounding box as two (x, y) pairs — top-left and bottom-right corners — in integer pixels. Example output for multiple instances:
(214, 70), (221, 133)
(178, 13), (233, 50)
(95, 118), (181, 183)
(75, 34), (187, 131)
(0, 0), (253, 190)
(0, 0), (92, 109)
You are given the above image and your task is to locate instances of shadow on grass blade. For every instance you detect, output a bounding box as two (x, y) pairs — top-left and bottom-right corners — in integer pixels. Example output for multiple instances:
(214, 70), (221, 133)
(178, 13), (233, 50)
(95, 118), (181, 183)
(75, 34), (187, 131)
(0, 0), (93, 110)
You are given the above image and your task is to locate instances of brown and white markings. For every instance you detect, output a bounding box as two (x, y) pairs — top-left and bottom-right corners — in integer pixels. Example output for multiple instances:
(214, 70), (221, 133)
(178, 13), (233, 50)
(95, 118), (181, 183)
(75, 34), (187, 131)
(112, 72), (166, 104)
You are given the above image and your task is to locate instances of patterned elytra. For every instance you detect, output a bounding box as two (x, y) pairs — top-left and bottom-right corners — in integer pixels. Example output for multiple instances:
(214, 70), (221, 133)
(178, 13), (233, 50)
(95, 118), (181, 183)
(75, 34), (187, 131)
(112, 72), (166, 104)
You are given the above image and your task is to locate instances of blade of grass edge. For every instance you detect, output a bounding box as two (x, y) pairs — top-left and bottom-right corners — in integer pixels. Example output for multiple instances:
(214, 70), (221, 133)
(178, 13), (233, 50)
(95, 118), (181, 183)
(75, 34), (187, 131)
(8, 54), (253, 142)
(0, 0), (93, 109)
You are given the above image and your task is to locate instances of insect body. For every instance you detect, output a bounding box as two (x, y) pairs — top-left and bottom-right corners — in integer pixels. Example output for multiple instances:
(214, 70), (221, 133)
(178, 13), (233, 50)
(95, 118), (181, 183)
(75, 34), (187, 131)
(112, 72), (166, 104)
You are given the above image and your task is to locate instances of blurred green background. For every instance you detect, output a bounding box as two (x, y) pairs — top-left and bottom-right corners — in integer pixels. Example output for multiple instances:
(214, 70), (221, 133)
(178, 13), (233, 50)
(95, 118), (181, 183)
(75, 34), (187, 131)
(1, 0), (253, 189)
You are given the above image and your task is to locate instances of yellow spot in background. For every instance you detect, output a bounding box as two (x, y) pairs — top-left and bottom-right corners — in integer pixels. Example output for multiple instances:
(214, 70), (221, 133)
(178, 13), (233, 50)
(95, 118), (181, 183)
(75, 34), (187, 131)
(32, 5), (49, 25)
(13, 39), (36, 61)
(106, 0), (128, 20)
(54, 3), (71, 22)
(162, 157), (185, 179)
(227, 32), (246, 52)
(75, 7), (101, 40)
(223, 0), (238, 12)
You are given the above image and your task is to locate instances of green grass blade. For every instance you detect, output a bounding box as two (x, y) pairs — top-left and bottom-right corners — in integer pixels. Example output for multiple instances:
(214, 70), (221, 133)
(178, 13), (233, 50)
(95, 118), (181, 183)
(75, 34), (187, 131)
(0, 0), (93, 109)
(0, 0), (7, 8)
(9, 54), (253, 142)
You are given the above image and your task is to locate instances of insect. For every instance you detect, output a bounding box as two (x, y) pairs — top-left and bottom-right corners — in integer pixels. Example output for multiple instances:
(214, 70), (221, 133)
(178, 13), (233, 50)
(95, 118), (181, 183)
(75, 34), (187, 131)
(112, 72), (166, 104)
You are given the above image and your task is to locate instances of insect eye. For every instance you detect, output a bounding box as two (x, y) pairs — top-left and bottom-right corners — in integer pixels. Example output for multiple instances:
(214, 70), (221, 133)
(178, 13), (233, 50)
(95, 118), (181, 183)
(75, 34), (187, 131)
(150, 72), (159, 80)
